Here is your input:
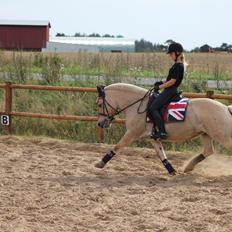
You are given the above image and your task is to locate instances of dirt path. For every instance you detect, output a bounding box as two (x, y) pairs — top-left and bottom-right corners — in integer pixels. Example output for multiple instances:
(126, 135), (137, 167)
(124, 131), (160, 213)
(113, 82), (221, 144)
(0, 136), (231, 232)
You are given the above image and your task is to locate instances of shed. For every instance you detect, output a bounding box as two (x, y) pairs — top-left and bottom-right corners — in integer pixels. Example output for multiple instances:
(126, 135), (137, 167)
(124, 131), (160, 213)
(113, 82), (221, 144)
(0, 20), (51, 51)
(44, 37), (135, 53)
(200, 44), (213, 53)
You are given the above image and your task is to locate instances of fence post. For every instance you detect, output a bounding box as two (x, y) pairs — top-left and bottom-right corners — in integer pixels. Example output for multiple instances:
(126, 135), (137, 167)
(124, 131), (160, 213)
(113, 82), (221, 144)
(96, 113), (104, 143)
(96, 126), (104, 143)
(206, 90), (214, 99)
(4, 82), (12, 133)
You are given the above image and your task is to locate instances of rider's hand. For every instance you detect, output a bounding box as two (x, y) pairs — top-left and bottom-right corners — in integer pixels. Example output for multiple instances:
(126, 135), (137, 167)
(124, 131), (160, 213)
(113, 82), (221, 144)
(154, 81), (163, 87)
(154, 85), (160, 92)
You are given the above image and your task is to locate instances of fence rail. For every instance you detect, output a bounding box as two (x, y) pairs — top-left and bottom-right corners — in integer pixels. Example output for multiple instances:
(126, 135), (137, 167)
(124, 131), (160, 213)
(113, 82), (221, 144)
(0, 82), (231, 142)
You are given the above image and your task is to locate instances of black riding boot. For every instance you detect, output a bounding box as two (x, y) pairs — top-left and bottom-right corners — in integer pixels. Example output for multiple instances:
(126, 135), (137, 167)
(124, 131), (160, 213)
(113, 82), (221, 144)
(150, 110), (167, 140)
(148, 89), (177, 140)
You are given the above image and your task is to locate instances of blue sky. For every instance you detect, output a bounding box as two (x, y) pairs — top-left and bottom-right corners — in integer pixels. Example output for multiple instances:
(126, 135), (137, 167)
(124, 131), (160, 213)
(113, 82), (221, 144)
(0, 0), (231, 50)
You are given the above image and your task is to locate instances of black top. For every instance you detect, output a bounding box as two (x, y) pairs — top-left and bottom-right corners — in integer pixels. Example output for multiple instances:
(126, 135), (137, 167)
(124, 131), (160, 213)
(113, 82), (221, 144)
(166, 63), (184, 89)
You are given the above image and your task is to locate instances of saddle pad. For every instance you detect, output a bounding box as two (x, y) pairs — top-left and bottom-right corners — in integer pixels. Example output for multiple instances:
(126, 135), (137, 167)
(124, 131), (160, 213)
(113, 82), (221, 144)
(164, 98), (189, 123)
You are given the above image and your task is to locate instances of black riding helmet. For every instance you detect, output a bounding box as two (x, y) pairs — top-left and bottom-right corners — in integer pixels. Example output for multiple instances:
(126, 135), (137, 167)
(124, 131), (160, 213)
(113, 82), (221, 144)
(167, 43), (183, 54)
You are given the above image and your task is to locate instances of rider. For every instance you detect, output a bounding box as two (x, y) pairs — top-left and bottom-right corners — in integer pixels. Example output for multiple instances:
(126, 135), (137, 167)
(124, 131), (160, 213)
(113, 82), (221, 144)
(149, 42), (185, 140)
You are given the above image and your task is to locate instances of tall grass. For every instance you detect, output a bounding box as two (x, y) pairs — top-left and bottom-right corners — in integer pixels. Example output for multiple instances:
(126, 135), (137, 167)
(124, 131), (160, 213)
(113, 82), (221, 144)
(1, 51), (232, 81)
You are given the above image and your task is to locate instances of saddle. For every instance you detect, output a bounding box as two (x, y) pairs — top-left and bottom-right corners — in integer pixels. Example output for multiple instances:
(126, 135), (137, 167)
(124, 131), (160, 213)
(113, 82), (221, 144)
(147, 91), (189, 123)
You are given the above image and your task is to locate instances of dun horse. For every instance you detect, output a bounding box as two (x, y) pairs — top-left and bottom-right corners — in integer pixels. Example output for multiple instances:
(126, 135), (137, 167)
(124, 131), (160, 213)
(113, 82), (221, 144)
(95, 83), (232, 175)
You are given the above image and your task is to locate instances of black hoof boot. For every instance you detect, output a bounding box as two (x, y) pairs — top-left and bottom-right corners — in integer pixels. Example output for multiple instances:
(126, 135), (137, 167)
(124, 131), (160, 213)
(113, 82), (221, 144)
(95, 151), (116, 169)
(162, 159), (176, 175)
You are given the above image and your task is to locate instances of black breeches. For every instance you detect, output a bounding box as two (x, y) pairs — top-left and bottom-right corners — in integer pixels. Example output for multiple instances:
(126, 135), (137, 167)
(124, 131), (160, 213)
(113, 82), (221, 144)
(148, 88), (177, 131)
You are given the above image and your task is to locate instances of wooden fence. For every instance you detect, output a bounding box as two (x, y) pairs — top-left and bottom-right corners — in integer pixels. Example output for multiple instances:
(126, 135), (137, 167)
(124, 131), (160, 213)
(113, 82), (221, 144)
(0, 82), (232, 142)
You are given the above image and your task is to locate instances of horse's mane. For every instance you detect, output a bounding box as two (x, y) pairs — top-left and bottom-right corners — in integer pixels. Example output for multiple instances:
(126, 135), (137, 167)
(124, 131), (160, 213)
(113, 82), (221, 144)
(105, 83), (147, 95)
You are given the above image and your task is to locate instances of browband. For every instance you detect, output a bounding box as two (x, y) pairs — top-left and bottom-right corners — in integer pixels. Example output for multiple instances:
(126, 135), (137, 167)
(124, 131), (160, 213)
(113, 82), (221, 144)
(97, 85), (105, 98)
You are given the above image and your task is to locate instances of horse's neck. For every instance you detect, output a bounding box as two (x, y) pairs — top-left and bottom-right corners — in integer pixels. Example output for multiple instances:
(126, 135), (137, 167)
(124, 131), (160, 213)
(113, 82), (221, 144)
(108, 89), (147, 113)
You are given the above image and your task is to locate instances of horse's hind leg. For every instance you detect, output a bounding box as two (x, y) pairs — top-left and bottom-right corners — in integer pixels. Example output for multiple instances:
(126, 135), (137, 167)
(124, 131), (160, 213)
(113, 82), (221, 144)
(184, 134), (214, 173)
(95, 130), (138, 168)
(220, 139), (232, 152)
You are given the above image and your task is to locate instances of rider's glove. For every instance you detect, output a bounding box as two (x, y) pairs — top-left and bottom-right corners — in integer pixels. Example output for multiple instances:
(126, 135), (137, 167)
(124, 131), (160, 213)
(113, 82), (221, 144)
(154, 85), (160, 92)
(154, 81), (163, 87)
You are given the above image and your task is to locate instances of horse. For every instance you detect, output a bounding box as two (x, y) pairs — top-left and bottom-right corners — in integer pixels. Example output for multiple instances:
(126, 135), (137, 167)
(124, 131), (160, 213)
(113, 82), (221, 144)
(95, 83), (232, 175)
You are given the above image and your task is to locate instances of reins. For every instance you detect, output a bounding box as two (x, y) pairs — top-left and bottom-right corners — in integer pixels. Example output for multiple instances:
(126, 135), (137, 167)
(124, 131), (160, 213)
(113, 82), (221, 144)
(98, 86), (154, 121)
(137, 88), (154, 114)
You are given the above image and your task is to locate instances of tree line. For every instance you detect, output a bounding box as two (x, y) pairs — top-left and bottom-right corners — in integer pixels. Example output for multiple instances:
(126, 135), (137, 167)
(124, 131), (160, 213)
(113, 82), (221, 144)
(191, 43), (232, 53)
(135, 39), (232, 53)
(56, 32), (124, 38)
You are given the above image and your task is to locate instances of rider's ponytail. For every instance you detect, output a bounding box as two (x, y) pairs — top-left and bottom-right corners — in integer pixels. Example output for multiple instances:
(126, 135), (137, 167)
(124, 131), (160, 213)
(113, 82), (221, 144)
(177, 53), (188, 71)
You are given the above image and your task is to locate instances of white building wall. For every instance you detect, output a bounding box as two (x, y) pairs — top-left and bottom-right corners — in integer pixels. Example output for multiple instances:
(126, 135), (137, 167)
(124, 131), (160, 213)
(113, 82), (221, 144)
(43, 37), (135, 53)
(43, 42), (99, 53)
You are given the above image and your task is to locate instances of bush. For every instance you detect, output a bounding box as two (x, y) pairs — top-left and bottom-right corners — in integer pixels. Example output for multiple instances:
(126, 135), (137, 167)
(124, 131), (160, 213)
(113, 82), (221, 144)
(40, 55), (64, 84)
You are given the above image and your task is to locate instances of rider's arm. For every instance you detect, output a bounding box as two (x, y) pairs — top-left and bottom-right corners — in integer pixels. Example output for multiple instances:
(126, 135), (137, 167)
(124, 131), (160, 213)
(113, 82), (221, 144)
(159, 79), (176, 89)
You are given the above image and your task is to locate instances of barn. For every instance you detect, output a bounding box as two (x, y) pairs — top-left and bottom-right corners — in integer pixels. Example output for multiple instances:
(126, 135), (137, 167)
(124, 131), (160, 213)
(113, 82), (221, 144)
(43, 37), (135, 53)
(0, 20), (50, 51)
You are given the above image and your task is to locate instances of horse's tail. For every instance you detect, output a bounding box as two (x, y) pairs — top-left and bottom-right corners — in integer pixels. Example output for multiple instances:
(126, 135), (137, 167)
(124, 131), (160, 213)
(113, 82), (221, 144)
(228, 105), (232, 115)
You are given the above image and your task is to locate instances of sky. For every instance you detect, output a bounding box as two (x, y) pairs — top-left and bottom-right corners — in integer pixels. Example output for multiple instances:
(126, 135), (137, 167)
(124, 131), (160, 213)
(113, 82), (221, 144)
(0, 0), (231, 50)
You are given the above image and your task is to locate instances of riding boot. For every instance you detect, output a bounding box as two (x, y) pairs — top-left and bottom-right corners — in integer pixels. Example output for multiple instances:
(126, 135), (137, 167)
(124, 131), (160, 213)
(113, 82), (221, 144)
(153, 129), (167, 140)
(150, 110), (167, 140)
(151, 126), (167, 140)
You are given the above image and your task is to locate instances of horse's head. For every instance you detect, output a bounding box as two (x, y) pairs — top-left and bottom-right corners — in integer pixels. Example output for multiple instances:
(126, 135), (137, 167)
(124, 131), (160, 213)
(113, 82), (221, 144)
(96, 85), (117, 129)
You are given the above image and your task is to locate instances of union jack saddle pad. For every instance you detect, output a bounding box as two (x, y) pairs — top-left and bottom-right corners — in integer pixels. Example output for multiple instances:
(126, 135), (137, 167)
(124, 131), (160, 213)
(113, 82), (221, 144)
(163, 98), (189, 123)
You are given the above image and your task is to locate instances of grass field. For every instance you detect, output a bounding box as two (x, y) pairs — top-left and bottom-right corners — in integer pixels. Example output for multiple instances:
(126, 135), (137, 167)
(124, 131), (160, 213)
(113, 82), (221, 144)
(0, 51), (231, 153)
(1, 51), (232, 82)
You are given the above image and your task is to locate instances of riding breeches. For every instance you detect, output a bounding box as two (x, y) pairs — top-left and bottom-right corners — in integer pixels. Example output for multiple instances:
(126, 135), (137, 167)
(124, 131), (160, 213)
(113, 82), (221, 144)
(148, 88), (178, 132)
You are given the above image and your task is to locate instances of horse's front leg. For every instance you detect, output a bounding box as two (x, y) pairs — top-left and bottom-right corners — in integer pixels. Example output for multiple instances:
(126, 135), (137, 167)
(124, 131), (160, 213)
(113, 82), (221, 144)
(150, 140), (176, 175)
(95, 130), (137, 169)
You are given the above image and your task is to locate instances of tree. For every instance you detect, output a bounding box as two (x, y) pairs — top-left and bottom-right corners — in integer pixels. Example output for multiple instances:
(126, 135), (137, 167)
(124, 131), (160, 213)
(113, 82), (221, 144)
(153, 43), (168, 52)
(191, 47), (200, 52)
(66, 32), (125, 38)
(228, 45), (232, 52)
(214, 43), (232, 52)
(56, 33), (66, 37)
(200, 44), (212, 53)
(219, 42), (232, 52)
(74, 32), (87, 37)
(88, 33), (101, 37)
(135, 39), (154, 52)
(103, 34), (114, 38)
(74, 32), (81, 37)
(220, 43), (229, 51)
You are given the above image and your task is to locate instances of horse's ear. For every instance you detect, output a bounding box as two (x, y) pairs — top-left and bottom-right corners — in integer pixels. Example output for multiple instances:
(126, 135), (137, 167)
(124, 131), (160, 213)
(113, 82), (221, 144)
(97, 85), (105, 97)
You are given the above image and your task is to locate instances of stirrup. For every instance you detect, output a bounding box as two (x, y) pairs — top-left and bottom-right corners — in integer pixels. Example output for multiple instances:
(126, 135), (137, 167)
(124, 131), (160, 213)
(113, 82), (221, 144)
(151, 130), (167, 140)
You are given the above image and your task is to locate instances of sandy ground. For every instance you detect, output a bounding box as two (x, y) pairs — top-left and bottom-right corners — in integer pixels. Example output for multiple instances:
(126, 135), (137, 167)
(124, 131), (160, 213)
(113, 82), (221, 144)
(0, 136), (232, 232)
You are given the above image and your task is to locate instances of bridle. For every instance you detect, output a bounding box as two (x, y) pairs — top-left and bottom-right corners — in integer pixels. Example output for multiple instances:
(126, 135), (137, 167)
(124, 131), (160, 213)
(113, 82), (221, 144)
(97, 85), (154, 122)
(97, 94), (117, 121)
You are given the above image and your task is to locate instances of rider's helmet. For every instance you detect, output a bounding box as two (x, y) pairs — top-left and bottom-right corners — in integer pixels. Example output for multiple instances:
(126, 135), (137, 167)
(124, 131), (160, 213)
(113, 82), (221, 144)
(167, 43), (184, 54)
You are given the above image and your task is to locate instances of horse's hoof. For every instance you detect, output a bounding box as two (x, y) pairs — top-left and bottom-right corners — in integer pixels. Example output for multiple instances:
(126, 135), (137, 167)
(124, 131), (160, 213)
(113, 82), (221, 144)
(183, 154), (205, 173)
(169, 170), (176, 176)
(183, 164), (194, 173)
(95, 161), (105, 169)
